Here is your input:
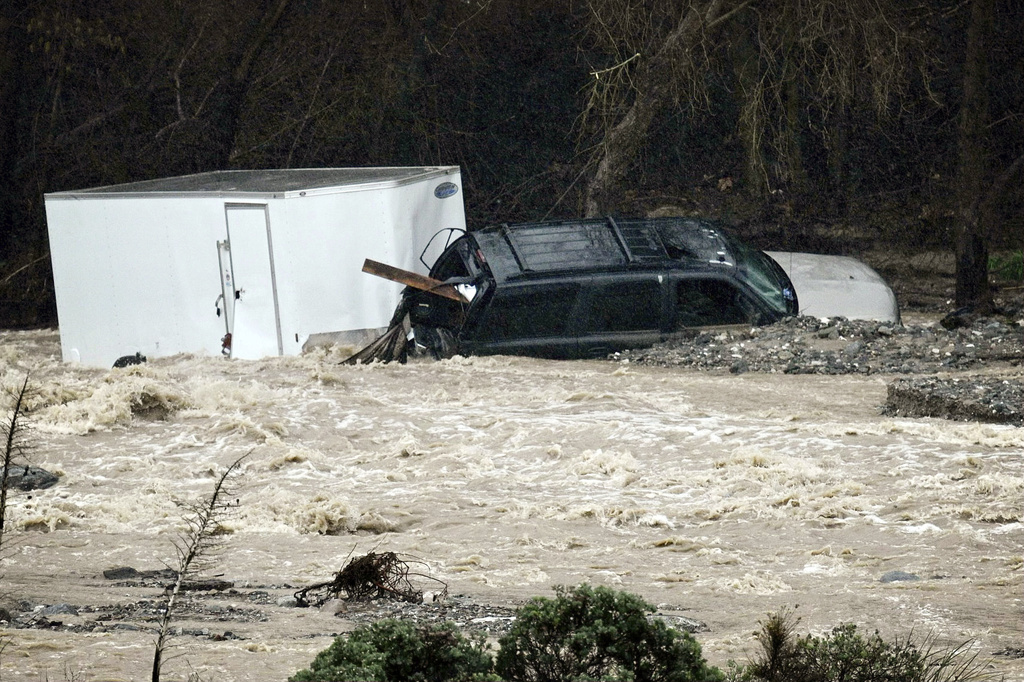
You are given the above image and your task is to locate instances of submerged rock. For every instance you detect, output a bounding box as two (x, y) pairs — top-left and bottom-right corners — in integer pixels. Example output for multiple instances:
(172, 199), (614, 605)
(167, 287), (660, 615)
(102, 567), (141, 580)
(880, 570), (920, 583)
(1, 465), (59, 491)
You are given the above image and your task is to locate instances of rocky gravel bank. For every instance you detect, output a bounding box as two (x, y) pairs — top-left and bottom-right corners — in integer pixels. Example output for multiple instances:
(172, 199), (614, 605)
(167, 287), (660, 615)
(885, 376), (1023, 425)
(614, 315), (1023, 425)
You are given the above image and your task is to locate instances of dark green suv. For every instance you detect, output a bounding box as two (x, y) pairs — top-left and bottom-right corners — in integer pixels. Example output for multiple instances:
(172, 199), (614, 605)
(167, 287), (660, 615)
(397, 216), (797, 360)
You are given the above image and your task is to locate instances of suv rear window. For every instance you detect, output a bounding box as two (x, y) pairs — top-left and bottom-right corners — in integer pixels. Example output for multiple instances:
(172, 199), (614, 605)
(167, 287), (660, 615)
(475, 283), (582, 341)
(582, 279), (662, 333)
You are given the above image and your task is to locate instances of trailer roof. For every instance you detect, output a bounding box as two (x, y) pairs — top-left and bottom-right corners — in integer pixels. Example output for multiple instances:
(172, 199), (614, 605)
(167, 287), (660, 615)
(45, 166), (460, 199)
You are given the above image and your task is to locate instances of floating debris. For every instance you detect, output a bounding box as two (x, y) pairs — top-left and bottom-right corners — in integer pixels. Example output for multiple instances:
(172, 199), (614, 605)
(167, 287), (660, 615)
(294, 552), (447, 607)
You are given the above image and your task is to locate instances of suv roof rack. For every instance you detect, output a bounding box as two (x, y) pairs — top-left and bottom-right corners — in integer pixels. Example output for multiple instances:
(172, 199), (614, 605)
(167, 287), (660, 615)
(495, 217), (672, 273)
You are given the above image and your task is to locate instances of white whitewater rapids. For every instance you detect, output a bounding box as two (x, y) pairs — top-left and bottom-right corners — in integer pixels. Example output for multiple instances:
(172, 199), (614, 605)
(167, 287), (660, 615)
(0, 329), (1020, 681)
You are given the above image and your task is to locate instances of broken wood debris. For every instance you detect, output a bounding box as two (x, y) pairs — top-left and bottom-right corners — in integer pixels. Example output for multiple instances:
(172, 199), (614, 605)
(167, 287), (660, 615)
(342, 313), (412, 365)
(361, 259), (467, 303)
(294, 552), (447, 608)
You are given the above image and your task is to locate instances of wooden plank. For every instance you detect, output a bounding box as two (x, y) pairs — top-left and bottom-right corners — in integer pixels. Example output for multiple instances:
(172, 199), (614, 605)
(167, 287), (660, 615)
(361, 259), (468, 303)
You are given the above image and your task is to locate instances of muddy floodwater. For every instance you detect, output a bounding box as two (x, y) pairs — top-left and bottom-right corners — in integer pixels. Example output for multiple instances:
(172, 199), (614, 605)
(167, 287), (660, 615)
(1, 329), (1021, 681)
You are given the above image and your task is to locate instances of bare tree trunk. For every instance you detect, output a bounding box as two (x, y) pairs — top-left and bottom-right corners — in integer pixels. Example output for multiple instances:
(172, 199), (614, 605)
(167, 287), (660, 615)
(780, 62), (807, 195)
(954, 0), (994, 309)
(584, 0), (748, 217)
(827, 103), (851, 217)
(730, 21), (767, 198)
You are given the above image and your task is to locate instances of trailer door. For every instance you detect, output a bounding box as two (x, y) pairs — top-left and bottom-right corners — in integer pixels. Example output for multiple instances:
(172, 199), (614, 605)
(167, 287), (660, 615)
(223, 203), (283, 359)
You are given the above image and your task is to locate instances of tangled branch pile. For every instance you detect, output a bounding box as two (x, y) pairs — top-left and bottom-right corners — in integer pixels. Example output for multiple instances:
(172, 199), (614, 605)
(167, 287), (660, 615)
(295, 552), (445, 607)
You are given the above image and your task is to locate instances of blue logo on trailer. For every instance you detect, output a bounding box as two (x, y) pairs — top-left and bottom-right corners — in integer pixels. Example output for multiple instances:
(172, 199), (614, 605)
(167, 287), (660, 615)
(434, 182), (459, 199)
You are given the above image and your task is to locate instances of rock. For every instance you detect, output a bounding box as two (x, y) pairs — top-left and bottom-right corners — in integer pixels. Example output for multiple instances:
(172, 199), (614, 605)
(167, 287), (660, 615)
(103, 567), (141, 580)
(653, 613), (708, 633)
(2, 466), (59, 491)
(276, 596), (300, 608)
(141, 568), (178, 582)
(320, 598), (347, 615)
(940, 306), (982, 330)
(180, 579), (234, 592)
(112, 352), (147, 368)
(38, 604), (78, 616)
(880, 570), (920, 583)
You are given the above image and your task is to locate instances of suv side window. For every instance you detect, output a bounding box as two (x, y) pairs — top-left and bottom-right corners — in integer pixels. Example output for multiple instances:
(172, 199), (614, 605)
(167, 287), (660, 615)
(475, 283), (582, 341)
(675, 278), (754, 329)
(582, 278), (662, 333)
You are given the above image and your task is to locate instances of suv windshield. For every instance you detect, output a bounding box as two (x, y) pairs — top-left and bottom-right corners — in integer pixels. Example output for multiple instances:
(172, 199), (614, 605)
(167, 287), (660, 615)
(729, 239), (795, 315)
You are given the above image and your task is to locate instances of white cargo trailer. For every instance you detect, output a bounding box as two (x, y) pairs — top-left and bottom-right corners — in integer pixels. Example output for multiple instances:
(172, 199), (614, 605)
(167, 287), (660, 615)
(45, 166), (466, 367)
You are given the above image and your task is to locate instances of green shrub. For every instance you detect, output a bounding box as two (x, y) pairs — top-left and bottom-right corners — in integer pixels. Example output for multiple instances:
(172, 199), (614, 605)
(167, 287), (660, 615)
(738, 610), (999, 682)
(779, 622), (923, 682)
(289, 619), (495, 682)
(742, 608), (802, 682)
(989, 250), (1024, 283)
(495, 584), (723, 682)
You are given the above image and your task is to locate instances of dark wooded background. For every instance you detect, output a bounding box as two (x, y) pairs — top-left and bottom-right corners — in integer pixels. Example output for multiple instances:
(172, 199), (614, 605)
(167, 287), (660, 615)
(1, 0), (1021, 327)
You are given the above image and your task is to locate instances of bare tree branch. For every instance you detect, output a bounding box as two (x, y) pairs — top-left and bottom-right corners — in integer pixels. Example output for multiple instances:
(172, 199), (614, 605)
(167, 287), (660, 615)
(584, 0), (745, 216)
(151, 453), (248, 682)
(0, 375), (31, 553)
